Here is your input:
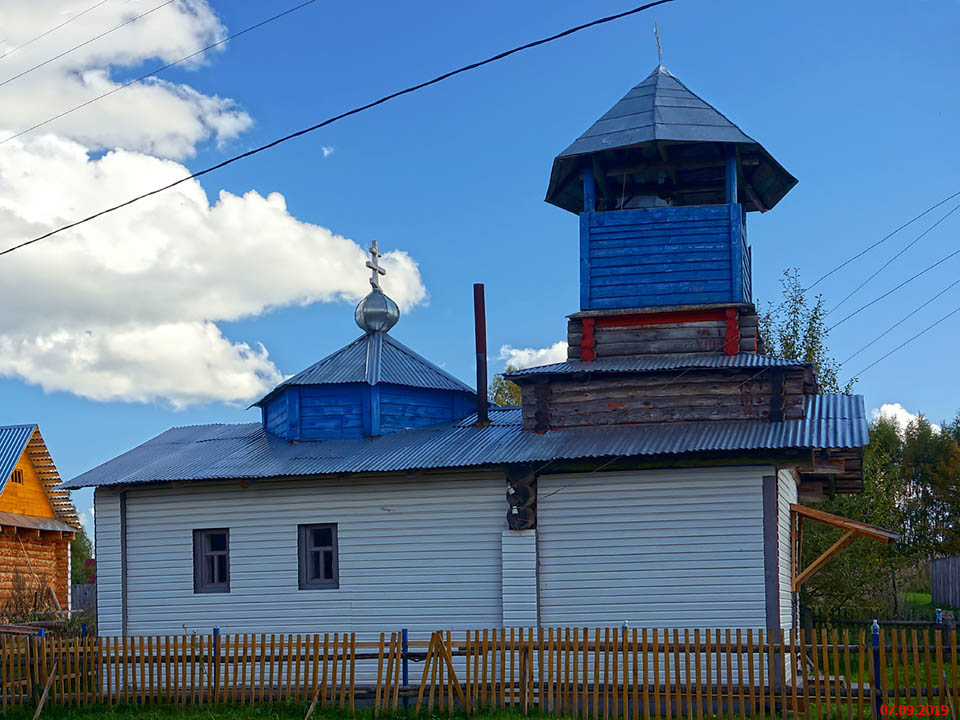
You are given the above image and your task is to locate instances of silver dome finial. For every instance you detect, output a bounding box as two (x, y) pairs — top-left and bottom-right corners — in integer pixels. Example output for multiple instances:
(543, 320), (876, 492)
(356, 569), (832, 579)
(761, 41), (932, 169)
(355, 241), (400, 333)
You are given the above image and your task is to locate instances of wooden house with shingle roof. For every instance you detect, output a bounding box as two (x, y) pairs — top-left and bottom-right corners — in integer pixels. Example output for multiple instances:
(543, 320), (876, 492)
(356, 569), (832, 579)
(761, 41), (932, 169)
(0, 424), (80, 613)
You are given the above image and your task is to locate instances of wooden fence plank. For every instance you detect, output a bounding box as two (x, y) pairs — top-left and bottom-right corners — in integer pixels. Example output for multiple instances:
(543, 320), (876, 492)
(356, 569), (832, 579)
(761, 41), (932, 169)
(934, 631), (946, 716)
(901, 629), (911, 706)
(950, 629), (960, 720)
(831, 628), (842, 720)
(612, 628), (620, 720)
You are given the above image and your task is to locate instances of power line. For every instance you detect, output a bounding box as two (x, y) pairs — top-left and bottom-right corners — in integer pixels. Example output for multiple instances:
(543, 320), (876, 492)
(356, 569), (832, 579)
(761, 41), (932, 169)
(0, 0), (319, 147)
(826, 246), (960, 332)
(0, 0), (175, 90)
(839, 276), (960, 366)
(0, 0), (678, 258)
(827, 201), (960, 314)
(805, 188), (960, 292)
(851, 303), (960, 378)
(1, 0), (111, 60)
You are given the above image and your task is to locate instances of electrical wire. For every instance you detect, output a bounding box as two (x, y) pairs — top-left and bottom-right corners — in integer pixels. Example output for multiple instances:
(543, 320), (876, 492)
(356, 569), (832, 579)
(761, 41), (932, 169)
(851, 303), (960, 378)
(826, 247), (960, 332)
(805, 188), (960, 292)
(1, 0), (111, 60)
(0, 0), (176, 90)
(0, 0), (319, 147)
(839, 277), (960, 366)
(827, 201), (960, 314)
(0, 0), (678, 258)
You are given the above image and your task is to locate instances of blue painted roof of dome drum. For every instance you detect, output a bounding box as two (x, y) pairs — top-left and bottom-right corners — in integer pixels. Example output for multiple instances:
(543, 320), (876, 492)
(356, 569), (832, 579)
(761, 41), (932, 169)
(62, 394), (869, 490)
(256, 331), (476, 407)
(545, 65), (797, 214)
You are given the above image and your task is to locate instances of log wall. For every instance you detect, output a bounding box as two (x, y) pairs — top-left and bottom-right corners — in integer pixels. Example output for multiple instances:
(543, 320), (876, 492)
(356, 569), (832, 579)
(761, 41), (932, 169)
(520, 368), (809, 431)
(567, 311), (761, 359)
(0, 532), (70, 612)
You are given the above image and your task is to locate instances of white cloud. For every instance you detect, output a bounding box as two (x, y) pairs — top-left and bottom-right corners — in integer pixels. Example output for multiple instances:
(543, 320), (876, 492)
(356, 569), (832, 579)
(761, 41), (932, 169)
(871, 403), (940, 434)
(77, 506), (94, 538)
(0, 0), (249, 159)
(499, 341), (568, 369)
(0, 135), (426, 406)
(0, 2), (428, 407)
(321, 146), (334, 158)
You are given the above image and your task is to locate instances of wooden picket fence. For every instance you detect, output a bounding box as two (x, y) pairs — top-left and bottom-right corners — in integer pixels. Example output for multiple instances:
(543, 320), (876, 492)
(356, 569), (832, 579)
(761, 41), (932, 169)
(2, 627), (960, 718)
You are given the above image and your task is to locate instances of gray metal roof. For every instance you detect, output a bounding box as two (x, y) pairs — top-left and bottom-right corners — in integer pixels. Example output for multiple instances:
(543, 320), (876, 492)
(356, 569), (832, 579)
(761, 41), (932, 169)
(257, 331), (476, 406)
(0, 424), (35, 495)
(505, 353), (809, 381)
(63, 394), (868, 490)
(545, 66), (797, 213)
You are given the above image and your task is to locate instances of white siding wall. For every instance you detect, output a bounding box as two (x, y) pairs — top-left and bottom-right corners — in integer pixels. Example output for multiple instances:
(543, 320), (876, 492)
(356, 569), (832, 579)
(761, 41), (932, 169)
(98, 472), (506, 637)
(93, 488), (122, 636)
(537, 466), (773, 628)
(501, 530), (537, 627)
(777, 469), (798, 630)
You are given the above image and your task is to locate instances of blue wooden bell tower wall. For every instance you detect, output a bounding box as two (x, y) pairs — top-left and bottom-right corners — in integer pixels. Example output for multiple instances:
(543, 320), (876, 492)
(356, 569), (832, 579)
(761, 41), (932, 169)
(546, 66), (797, 314)
(579, 166), (750, 311)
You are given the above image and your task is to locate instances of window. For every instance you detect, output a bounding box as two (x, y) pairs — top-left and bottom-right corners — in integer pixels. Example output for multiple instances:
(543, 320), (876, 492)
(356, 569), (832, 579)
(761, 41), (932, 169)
(298, 524), (338, 590)
(193, 529), (229, 593)
(10, 469), (23, 484)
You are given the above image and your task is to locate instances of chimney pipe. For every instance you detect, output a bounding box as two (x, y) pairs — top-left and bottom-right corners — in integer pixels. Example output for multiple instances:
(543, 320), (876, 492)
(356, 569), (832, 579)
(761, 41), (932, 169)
(473, 283), (489, 425)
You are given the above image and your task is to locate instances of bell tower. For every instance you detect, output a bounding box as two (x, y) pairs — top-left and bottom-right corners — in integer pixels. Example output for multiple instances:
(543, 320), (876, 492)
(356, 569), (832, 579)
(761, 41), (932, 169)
(544, 66), (796, 361)
(507, 66), (812, 433)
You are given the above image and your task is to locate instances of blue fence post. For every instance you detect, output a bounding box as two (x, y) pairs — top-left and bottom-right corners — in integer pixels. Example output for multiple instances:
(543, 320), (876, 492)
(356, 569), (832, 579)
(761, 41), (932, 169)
(213, 626), (221, 699)
(872, 620), (883, 719)
(401, 628), (409, 708)
(37, 628), (45, 638)
(937, 608), (943, 626)
(81, 623), (87, 638)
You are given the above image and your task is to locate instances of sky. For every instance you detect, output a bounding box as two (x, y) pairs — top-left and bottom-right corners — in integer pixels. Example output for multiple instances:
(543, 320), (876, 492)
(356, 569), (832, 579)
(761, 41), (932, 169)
(1, 0), (958, 536)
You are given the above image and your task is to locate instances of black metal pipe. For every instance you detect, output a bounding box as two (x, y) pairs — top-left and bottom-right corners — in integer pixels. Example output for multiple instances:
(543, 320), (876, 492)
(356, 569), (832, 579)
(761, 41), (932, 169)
(473, 283), (488, 425)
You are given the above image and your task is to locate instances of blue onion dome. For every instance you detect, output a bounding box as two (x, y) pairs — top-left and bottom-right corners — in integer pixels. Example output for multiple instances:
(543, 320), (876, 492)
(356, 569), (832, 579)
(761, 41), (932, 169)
(355, 289), (400, 333)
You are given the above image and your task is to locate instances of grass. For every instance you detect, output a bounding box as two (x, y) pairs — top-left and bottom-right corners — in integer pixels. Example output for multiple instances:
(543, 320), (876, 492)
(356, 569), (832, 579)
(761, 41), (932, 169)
(904, 593), (937, 612)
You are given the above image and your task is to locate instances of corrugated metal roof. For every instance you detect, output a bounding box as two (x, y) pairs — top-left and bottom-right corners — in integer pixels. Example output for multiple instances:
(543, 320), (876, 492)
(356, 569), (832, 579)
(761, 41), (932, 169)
(545, 66), (797, 214)
(256, 332), (476, 406)
(63, 394), (868, 490)
(505, 353), (809, 380)
(0, 424), (35, 495)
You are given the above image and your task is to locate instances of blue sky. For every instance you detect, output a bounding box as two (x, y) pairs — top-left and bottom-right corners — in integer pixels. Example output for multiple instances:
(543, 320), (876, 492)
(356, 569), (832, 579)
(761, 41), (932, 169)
(2, 0), (959, 532)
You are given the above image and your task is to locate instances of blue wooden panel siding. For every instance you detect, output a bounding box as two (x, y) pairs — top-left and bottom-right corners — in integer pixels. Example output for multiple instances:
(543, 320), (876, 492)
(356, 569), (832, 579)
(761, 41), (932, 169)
(299, 385), (366, 440)
(263, 393), (288, 437)
(579, 203), (752, 310)
(378, 385), (470, 434)
(263, 384), (474, 441)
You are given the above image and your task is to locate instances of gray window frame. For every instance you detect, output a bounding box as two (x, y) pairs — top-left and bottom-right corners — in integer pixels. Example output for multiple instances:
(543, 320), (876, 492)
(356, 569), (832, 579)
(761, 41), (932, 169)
(298, 523), (339, 590)
(193, 528), (230, 594)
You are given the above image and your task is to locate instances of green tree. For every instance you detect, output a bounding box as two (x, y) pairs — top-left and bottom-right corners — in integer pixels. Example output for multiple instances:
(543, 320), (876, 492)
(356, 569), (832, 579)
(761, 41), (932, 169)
(760, 269), (903, 614)
(71, 527), (94, 585)
(759, 268), (852, 393)
(489, 365), (522, 407)
(799, 415), (908, 615)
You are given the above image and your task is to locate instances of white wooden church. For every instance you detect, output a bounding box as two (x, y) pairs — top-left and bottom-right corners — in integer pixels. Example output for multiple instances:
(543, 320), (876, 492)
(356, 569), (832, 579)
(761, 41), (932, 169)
(64, 65), (893, 639)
